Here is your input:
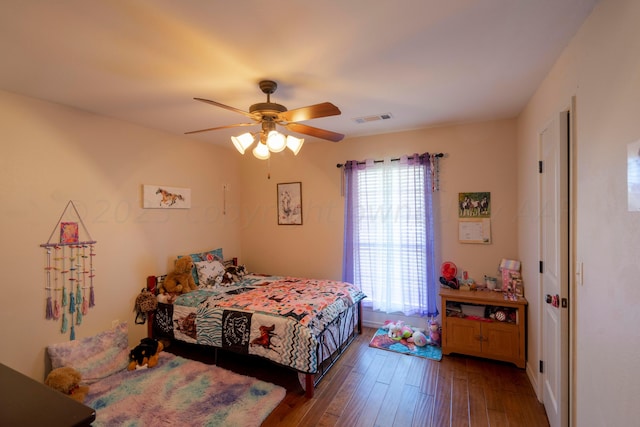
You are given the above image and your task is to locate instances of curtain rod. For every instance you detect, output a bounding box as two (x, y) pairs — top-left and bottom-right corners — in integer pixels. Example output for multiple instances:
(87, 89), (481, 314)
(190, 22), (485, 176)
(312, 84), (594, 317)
(336, 152), (443, 168)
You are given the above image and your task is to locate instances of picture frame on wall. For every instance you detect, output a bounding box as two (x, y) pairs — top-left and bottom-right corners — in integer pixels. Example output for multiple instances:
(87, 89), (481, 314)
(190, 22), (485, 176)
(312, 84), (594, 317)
(458, 192), (491, 218)
(60, 222), (79, 244)
(142, 184), (191, 209)
(277, 182), (302, 225)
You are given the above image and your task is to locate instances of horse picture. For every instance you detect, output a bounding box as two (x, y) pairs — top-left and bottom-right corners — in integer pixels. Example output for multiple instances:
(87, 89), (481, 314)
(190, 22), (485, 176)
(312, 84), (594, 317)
(143, 184), (191, 209)
(458, 192), (490, 218)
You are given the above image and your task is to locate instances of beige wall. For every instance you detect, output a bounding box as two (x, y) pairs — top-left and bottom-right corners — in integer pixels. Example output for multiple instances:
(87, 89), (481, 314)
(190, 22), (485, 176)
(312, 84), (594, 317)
(239, 120), (519, 329)
(0, 90), (242, 382)
(517, 0), (640, 424)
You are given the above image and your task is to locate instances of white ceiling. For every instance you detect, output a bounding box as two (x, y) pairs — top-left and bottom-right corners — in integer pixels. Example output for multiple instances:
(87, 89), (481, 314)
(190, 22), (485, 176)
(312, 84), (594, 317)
(0, 0), (599, 146)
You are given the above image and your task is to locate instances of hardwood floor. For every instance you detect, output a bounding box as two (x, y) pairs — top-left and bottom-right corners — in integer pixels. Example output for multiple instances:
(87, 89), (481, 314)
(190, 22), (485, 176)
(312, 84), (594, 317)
(166, 327), (549, 426)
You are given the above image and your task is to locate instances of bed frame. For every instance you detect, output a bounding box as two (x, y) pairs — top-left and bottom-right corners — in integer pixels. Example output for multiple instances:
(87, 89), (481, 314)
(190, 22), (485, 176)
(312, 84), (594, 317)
(145, 274), (362, 398)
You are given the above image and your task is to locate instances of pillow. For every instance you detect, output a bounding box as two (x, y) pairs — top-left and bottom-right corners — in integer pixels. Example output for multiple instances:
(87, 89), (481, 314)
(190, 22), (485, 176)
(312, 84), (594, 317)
(194, 260), (225, 287)
(179, 248), (223, 285)
(47, 322), (129, 385)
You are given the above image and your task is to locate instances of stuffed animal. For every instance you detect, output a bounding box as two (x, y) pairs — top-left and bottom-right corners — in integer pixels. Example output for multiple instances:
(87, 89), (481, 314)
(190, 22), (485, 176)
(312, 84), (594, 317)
(162, 256), (197, 294)
(45, 367), (89, 402)
(381, 320), (394, 330)
(219, 270), (235, 286)
(428, 318), (441, 346)
(128, 337), (164, 370)
(156, 292), (177, 304)
(387, 322), (404, 340)
(408, 330), (428, 347)
(225, 264), (248, 282)
(400, 324), (413, 339)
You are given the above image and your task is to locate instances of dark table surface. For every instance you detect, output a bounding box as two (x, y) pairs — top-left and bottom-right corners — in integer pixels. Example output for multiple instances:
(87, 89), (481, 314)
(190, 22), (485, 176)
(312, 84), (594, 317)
(0, 363), (95, 427)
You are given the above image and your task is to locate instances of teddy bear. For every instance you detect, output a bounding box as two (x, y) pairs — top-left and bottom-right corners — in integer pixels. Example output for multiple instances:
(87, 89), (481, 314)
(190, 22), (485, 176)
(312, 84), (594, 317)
(161, 256), (197, 294)
(128, 337), (164, 370)
(45, 366), (89, 402)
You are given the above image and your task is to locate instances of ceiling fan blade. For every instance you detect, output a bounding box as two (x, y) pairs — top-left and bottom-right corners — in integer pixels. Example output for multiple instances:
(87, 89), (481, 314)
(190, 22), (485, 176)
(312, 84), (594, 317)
(284, 122), (344, 142)
(185, 123), (255, 135)
(194, 98), (255, 119)
(280, 102), (341, 123)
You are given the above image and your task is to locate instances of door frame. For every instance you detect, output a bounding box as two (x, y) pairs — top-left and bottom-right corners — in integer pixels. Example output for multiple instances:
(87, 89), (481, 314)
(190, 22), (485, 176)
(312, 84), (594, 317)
(537, 97), (575, 427)
(568, 96), (577, 427)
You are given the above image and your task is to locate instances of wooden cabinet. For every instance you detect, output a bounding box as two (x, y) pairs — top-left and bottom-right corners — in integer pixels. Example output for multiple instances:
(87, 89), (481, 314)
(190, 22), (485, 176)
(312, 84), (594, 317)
(440, 288), (527, 368)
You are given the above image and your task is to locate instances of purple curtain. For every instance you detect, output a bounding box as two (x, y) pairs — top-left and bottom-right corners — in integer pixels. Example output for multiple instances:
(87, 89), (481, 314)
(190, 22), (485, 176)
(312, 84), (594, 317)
(342, 154), (438, 317)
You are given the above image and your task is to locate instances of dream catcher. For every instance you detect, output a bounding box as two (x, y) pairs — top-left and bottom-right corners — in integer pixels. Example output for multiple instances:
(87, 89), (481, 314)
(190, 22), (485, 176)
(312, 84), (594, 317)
(41, 201), (97, 340)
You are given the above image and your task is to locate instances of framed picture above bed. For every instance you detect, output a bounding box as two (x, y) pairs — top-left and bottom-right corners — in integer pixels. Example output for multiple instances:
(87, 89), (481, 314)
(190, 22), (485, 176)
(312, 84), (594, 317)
(277, 182), (302, 225)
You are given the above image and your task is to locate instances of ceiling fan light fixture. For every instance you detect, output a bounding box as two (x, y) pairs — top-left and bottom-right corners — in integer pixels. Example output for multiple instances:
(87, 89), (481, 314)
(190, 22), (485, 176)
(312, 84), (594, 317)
(252, 141), (271, 160)
(286, 135), (304, 155)
(230, 132), (255, 154)
(266, 130), (286, 152)
(189, 80), (344, 159)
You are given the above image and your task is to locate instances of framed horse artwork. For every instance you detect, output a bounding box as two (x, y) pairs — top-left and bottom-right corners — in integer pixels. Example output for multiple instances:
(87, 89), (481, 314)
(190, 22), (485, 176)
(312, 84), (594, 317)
(143, 185), (191, 209)
(458, 192), (490, 218)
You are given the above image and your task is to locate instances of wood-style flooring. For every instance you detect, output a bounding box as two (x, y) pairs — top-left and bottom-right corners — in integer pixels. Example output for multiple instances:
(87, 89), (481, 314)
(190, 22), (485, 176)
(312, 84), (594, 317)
(166, 326), (549, 427)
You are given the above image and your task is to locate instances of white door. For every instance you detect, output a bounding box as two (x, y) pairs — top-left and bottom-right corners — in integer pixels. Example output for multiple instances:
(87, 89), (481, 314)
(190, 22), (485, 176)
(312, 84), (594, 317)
(539, 111), (570, 427)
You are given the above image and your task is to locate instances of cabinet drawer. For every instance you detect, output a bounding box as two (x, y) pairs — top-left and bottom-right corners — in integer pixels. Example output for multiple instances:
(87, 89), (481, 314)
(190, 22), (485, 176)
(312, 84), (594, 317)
(482, 322), (520, 359)
(445, 317), (482, 353)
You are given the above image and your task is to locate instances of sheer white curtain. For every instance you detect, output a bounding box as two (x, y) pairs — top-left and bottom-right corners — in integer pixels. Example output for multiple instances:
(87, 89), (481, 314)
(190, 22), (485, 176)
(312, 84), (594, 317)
(342, 154), (438, 316)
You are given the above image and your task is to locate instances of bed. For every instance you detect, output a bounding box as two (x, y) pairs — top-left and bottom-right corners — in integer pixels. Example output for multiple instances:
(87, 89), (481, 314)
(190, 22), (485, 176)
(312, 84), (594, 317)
(146, 257), (365, 398)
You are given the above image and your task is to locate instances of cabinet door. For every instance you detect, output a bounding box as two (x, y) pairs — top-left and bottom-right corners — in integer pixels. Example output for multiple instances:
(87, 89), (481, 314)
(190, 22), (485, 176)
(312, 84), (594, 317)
(482, 322), (519, 359)
(446, 318), (482, 353)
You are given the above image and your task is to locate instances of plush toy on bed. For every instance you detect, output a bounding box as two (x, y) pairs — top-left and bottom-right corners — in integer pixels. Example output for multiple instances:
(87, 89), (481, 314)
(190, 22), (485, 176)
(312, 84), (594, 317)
(162, 256), (197, 294)
(218, 270), (235, 286)
(217, 264), (248, 286)
(226, 264), (248, 281)
(45, 366), (89, 402)
(128, 337), (164, 371)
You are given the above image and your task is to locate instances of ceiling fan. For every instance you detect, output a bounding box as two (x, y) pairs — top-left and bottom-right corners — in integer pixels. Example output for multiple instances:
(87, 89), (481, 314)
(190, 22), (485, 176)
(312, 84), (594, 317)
(185, 80), (344, 159)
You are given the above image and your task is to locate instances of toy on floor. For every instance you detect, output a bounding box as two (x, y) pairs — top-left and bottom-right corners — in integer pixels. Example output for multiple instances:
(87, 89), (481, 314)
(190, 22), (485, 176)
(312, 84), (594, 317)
(408, 330), (428, 347)
(45, 366), (89, 402)
(128, 337), (164, 370)
(382, 320), (427, 345)
(428, 318), (441, 346)
(382, 320), (408, 340)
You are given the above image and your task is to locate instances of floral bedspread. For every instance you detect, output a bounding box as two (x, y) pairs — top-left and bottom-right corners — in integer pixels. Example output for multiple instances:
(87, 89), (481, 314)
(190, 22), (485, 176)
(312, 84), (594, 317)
(153, 274), (365, 373)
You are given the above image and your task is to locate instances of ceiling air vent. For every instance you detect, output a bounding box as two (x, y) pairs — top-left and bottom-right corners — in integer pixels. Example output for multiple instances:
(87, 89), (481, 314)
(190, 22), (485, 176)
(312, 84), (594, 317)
(352, 113), (393, 124)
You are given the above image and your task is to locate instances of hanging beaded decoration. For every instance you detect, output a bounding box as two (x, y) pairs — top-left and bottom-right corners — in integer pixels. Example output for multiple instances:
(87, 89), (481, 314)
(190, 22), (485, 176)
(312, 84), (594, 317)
(41, 201), (97, 340)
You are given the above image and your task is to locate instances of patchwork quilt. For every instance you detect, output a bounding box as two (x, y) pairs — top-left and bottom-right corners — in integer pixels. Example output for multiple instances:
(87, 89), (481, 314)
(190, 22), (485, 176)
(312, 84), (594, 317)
(153, 275), (365, 373)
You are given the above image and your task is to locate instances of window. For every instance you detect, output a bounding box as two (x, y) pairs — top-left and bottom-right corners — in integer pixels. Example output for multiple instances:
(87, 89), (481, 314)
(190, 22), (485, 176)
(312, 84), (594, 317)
(342, 154), (438, 316)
